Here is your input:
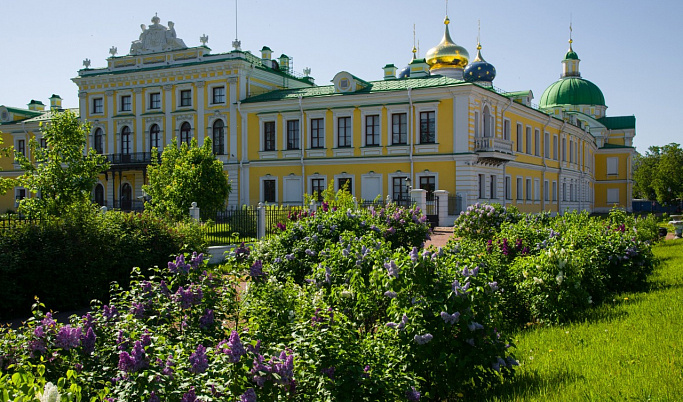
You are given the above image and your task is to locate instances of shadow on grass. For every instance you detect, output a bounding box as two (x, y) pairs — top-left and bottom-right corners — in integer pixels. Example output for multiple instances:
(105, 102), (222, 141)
(471, 368), (585, 401)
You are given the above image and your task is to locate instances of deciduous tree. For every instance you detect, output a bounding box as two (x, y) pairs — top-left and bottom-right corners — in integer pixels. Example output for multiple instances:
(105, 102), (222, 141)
(633, 143), (683, 205)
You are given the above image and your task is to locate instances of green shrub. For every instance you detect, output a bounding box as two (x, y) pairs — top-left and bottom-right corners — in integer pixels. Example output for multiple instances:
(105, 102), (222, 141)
(453, 203), (521, 241)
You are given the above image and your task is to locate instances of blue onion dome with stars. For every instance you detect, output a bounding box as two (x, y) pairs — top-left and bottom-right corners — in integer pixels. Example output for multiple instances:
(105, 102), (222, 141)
(464, 42), (496, 84)
(398, 46), (418, 79)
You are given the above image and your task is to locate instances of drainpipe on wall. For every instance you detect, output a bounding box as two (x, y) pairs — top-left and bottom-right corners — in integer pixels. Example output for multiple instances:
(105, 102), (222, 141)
(298, 94), (305, 205)
(408, 88), (414, 185)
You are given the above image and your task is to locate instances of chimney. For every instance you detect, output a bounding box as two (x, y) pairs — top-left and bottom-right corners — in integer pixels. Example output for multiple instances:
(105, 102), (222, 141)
(383, 64), (397, 80)
(49, 94), (63, 111)
(27, 100), (45, 111)
(260, 46), (273, 68)
(278, 54), (290, 72)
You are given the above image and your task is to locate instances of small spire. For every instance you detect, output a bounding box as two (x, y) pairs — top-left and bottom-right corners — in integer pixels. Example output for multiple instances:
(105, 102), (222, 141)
(568, 18), (573, 50)
(477, 19), (482, 50)
(412, 24), (417, 59)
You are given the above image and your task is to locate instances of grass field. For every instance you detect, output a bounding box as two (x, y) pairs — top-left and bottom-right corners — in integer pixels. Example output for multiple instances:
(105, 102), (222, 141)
(475, 240), (683, 401)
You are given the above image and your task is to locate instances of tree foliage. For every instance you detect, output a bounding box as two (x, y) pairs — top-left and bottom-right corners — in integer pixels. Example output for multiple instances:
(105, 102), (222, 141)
(143, 137), (230, 221)
(15, 110), (109, 218)
(633, 143), (683, 205)
(0, 135), (16, 196)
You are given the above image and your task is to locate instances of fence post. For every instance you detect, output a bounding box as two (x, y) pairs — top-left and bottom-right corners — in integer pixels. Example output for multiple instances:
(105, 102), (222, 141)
(257, 202), (266, 239)
(189, 202), (200, 221)
(410, 188), (427, 213)
(352, 196), (358, 210)
(433, 189), (450, 226)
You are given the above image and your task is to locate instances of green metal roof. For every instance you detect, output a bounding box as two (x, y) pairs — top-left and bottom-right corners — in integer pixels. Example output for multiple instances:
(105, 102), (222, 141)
(564, 50), (579, 60)
(539, 76), (605, 108)
(242, 76), (466, 103)
(598, 116), (635, 130)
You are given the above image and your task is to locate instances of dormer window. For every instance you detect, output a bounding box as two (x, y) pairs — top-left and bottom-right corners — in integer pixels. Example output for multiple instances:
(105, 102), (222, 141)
(339, 78), (349, 90)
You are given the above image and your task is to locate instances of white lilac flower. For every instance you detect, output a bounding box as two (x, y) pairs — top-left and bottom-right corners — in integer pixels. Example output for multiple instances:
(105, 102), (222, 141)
(39, 382), (60, 402)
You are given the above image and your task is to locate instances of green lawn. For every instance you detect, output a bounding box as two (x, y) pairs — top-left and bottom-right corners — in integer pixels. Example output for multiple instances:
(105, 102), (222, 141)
(476, 240), (683, 401)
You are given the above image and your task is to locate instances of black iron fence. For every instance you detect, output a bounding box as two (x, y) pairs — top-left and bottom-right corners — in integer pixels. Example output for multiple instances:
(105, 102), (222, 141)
(448, 194), (463, 216)
(0, 215), (42, 231)
(202, 206), (259, 246)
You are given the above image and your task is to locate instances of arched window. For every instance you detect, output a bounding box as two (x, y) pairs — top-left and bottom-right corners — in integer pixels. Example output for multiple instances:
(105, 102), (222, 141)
(180, 122), (192, 145)
(93, 128), (104, 154)
(94, 183), (105, 206)
(212, 120), (225, 155)
(120, 183), (132, 211)
(483, 106), (493, 138)
(149, 124), (161, 152)
(121, 126), (131, 155)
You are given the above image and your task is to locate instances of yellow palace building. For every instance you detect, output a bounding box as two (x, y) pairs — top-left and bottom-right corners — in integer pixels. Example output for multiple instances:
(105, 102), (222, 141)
(0, 14), (635, 220)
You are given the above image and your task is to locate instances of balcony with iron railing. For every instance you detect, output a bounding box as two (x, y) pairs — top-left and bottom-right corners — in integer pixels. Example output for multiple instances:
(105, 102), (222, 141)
(473, 136), (516, 164)
(105, 152), (160, 167)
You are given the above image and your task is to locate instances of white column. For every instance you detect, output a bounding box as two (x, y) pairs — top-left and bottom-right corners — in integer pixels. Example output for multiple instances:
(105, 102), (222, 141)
(257, 202), (266, 239)
(196, 81), (205, 147)
(228, 77), (238, 161)
(410, 188), (427, 213)
(434, 189), (451, 226)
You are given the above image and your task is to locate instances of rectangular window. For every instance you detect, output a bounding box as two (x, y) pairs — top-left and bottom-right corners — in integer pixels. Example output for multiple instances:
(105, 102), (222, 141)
(607, 188), (619, 204)
(534, 129), (540, 156)
(516, 123), (523, 152)
(263, 121), (276, 151)
(149, 93), (161, 109)
(526, 178), (532, 200)
(212, 87), (225, 104)
(120, 95), (132, 112)
(526, 126), (532, 154)
(490, 175), (497, 199)
(474, 111), (480, 137)
(569, 140), (574, 163)
(263, 180), (276, 203)
(93, 98), (103, 114)
(40, 138), (47, 149)
(478, 174), (486, 199)
(419, 111), (435, 143)
(516, 177), (523, 200)
(544, 132), (550, 158)
(338, 177), (352, 194)
(337, 116), (351, 148)
(311, 178), (324, 202)
(505, 176), (512, 200)
(534, 179), (540, 201)
(503, 119), (511, 141)
(365, 115), (379, 146)
(310, 118), (324, 149)
(544, 180), (549, 201)
(393, 177), (408, 202)
(420, 176), (436, 201)
(287, 120), (300, 150)
(553, 135), (558, 160)
(180, 90), (192, 107)
(392, 113), (407, 145)
(562, 138), (567, 161)
(552, 181), (558, 202)
(16, 139), (25, 156)
(607, 157), (618, 175)
(562, 183), (567, 201)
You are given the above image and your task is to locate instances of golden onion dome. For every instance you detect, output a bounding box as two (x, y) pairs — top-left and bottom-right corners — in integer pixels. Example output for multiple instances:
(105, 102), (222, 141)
(425, 16), (469, 70)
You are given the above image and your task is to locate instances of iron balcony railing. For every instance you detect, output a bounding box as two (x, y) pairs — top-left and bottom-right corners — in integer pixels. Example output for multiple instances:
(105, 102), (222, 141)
(473, 137), (514, 154)
(106, 152), (160, 166)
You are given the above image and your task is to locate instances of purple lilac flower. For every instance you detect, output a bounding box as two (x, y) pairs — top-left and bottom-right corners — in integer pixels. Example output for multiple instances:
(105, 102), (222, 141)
(273, 350), (295, 384)
(132, 341), (150, 371)
(468, 321), (484, 331)
(276, 222), (287, 232)
(386, 227), (396, 235)
(141, 331), (152, 347)
(149, 391), (160, 402)
(116, 330), (128, 351)
(383, 291), (397, 298)
(384, 260), (399, 278)
(227, 331), (246, 362)
(321, 366), (335, 379)
(162, 355), (175, 378)
(55, 325), (82, 350)
(488, 281), (499, 291)
(284, 253), (295, 261)
(28, 339), (47, 356)
(81, 327), (96, 354)
(406, 386), (421, 401)
(414, 333), (433, 345)
(199, 309), (215, 330)
(168, 254), (191, 274)
(466, 338), (475, 346)
(240, 388), (257, 402)
(396, 314), (408, 330)
(500, 238), (511, 256)
(181, 387), (197, 402)
(189, 344), (209, 374)
(305, 248), (316, 256)
(409, 247), (419, 262)
(440, 311), (460, 325)
(190, 252), (204, 269)
(452, 280), (470, 296)
(41, 313), (56, 329)
(247, 340), (261, 354)
(234, 243), (251, 262)
(324, 266), (332, 284)
(461, 266), (480, 277)
(251, 354), (271, 387)
(33, 325), (45, 338)
(130, 302), (148, 319)
(175, 285), (203, 309)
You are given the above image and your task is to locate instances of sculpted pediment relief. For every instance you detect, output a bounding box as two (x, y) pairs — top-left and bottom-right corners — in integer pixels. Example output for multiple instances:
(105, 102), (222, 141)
(130, 15), (187, 55)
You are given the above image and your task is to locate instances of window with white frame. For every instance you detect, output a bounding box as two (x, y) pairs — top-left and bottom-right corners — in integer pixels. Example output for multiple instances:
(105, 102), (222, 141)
(534, 179), (540, 201)
(121, 126), (131, 155)
(180, 89), (192, 107)
(338, 177), (353, 194)
(419, 111), (435, 143)
(505, 176), (512, 200)
(337, 116), (351, 148)
(212, 120), (225, 155)
(287, 120), (300, 150)
(490, 175), (497, 199)
(607, 157), (618, 175)
(310, 118), (324, 149)
(311, 178), (325, 202)
(263, 179), (276, 203)
(149, 92), (161, 110)
(552, 181), (557, 202)
(607, 188), (619, 204)
(503, 119), (511, 141)
(562, 182), (567, 201)
(553, 135), (558, 160)
(516, 123), (523, 152)
(562, 138), (567, 161)
(365, 115), (379, 146)
(93, 98), (104, 114)
(392, 176), (409, 202)
(534, 129), (540, 156)
(569, 140), (574, 163)
(15, 187), (26, 207)
(263, 121), (276, 151)
(478, 174), (486, 199)
(544, 132), (550, 158)
(526, 126), (532, 154)
(16, 139), (25, 157)
(526, 178), (532, 200)
(93, 128), (104, 154)
(180, 122), (192, 145)
(483, 106), (493, 138)
(120, 95), (132, 112)
(391, 113), (407, 145)
(516, 177), (523, 200)
(419, 176), (436, 201)
(212, 86), (225, 104)
(544, 180), (549, 201)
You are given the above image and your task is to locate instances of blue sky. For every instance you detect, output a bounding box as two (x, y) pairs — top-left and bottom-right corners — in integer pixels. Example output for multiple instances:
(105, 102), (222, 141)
(1, 0), (680, 153)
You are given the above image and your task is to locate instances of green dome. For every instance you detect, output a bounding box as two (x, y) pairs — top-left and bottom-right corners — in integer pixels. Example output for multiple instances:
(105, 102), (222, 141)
(565, 50), (579, 60)
(539, 77), (605, 108)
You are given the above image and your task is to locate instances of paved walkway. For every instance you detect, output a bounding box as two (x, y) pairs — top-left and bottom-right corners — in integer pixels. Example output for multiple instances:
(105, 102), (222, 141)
(425, 226), (455, 248)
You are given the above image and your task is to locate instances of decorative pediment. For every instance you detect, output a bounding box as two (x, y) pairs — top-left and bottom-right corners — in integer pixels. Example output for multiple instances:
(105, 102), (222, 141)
(129, 15), (188, 55)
